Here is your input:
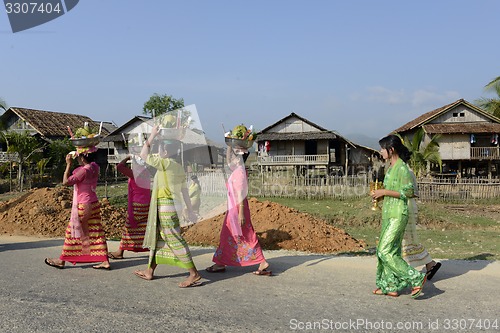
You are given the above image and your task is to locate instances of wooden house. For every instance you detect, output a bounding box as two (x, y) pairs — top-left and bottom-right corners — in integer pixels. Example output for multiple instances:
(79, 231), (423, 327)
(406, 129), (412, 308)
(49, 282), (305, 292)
(0, 107), (115, 165)
(255, 112), (362, 175)
(102, 115), (225, 174)
(393, 99), (500, 178)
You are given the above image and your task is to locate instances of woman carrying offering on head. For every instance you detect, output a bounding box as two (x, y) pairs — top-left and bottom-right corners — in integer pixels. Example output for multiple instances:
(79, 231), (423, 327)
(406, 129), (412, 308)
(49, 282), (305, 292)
(133, 124), (202, 288)
(206, 144), (271, 276)
(45, 146), (110, 270)
(108, 154), (151, 259)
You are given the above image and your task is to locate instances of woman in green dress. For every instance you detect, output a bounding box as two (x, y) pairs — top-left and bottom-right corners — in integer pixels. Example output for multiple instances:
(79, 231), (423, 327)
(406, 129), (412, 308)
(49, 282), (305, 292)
(371, 135), (426, 298)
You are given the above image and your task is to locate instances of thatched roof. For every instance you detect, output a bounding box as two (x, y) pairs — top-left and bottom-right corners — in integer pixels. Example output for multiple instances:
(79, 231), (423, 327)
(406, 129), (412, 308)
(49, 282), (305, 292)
(393, 99), (500, 133)
(423, 122), (500, 134)
(2, 107), (112, 138)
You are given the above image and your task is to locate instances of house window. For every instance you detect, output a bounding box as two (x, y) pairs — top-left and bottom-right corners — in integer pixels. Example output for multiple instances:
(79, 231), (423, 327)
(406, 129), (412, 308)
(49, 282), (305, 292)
(453, 112), (465, 118)
(329, 148), (336, 162)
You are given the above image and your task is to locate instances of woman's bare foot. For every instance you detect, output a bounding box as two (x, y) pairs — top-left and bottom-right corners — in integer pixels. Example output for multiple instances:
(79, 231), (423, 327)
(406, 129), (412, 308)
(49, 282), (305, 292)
(373, 288), (398, 297)
(178, 273), (202, 288)
(253, 262), (272, 276)
(92, 262), (110, 270)
(134, 269), (154, 280)
(257, 262), (270, 271)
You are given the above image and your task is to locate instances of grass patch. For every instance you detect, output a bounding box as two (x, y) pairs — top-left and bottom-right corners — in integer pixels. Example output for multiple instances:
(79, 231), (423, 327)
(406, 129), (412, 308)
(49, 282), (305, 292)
(258, 196), (500, 260)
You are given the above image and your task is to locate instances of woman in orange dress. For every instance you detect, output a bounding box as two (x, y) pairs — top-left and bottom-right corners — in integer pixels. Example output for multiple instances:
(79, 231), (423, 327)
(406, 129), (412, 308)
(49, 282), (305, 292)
(45, 147), (110, 270)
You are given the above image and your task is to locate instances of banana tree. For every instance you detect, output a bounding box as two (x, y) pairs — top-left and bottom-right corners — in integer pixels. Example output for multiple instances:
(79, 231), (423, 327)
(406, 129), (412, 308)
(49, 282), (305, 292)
(397, 128), (442, 177)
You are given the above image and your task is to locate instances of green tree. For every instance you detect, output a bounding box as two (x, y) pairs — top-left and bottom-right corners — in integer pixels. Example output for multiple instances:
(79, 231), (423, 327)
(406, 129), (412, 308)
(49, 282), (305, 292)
(0, 98), (8, 131)
(143, 93), (184, 118)
(3, 131), (44, 191)
(397, 128), (442, 177)
(475, 76), (500, 118)
(36, 157), (51, 182)
(47, 138), (74, 179)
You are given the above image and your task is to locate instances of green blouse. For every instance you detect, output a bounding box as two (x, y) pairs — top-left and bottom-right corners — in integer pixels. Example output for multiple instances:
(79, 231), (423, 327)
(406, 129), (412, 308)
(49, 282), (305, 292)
(381, 157), (414, 219)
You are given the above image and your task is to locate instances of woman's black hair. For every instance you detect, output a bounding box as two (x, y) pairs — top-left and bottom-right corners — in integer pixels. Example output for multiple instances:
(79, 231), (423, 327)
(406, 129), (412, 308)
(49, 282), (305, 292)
(242, 152), (250, 163)
(160, 140), (180, 158)
(81, 151), (97, 163)
(379, 134), (411, 162)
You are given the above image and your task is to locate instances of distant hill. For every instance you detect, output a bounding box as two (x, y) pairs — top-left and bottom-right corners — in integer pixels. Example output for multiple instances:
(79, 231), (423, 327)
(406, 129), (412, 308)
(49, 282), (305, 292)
(346, 133), (380, 150)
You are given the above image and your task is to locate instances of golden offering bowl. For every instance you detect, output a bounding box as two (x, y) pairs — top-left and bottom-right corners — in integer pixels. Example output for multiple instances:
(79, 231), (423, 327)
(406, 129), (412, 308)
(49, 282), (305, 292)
(369, 181), (384, 211)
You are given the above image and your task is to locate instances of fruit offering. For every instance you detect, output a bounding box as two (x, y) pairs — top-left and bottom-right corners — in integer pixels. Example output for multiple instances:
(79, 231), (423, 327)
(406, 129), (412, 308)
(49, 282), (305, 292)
(73, 122), (98, 139)
(158, 109), (192, 129)
(225, 124), (257, 141)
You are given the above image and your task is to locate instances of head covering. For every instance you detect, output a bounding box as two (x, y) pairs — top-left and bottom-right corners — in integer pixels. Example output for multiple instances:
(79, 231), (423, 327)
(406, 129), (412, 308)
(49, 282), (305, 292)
(76, 145), (97, 156)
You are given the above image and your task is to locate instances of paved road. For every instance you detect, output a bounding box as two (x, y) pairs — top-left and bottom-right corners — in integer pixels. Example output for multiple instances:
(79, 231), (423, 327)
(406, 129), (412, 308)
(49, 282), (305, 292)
(0, 235), (498, 333)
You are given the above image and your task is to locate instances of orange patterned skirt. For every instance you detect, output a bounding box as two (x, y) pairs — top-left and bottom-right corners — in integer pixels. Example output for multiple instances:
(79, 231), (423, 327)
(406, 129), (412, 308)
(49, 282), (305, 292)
(119, 202), (149, 252)
(60, 201), (108, 263)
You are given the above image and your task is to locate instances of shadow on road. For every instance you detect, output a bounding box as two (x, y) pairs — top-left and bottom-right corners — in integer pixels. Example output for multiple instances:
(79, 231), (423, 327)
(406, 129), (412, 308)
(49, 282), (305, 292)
(429, 255), (493, 283)
(0, 238), (63, 252)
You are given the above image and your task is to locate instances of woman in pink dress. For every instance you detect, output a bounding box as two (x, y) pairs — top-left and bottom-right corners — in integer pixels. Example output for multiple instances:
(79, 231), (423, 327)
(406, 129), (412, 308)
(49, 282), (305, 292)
(206, 146), (271, 275)
(108, 154), (151, 259)
(44, 147), (110, 270)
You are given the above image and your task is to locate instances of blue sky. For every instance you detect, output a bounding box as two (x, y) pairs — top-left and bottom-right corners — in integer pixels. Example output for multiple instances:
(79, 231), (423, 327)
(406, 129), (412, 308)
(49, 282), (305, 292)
(2, 0), (499, 148)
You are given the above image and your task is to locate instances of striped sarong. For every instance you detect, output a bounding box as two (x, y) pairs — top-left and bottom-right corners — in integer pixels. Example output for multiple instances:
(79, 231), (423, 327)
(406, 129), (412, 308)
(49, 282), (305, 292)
(60, 201), (108, 263)
(149, 198), (195, 269)
(119, 202), (149, 252)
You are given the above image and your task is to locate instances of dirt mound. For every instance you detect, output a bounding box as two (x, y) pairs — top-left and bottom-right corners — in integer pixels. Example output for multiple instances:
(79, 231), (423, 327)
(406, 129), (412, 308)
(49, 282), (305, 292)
(0, 188), (366, 254)
(183, 197), (366, 254)
(0, 187), (126, 239)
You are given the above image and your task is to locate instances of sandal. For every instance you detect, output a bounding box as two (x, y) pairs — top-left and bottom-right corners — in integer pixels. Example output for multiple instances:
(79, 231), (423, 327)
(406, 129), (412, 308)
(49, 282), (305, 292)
(411, 276), (427, 299)
(107, 252), (124, 260)
(205, 265), (226, 273)
(253, 268), (272, 276)
(426, 262), (441, 281)
(44, 258), (64, 269)
(178, 276), (203, 288)
(373, 288), (398, 297)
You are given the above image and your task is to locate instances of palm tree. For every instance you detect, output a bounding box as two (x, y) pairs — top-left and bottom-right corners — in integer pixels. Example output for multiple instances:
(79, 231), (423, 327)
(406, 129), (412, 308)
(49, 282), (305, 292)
(397, 128), (442, 177)
(475, 76), (500, 118)
(0, 101), (6, 111)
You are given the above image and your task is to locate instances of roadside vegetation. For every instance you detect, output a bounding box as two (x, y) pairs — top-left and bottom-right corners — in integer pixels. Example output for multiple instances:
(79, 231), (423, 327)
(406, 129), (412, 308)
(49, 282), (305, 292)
(259, 196), (499, 261)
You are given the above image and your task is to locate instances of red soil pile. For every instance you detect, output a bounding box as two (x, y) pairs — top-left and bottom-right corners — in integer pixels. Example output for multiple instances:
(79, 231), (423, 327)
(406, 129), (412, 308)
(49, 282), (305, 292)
(0, 187), (125, 239)
(0, 188), (366, 254)
(183, 197), (366, 254)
